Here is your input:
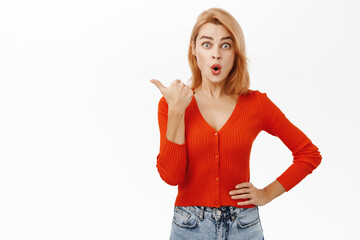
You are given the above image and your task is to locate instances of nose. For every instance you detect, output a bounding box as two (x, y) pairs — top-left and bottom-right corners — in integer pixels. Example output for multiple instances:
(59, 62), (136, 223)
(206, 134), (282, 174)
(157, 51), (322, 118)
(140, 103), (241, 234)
(212, 48), (221, 60)
(212, 54), (221, 60)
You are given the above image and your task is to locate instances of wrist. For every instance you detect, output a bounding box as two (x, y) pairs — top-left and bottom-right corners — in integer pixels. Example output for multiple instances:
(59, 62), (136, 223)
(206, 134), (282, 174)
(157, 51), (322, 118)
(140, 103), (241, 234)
(262, 180), (286, 205)
(168, 106), (185, 116)
(262, 188), (272, 205)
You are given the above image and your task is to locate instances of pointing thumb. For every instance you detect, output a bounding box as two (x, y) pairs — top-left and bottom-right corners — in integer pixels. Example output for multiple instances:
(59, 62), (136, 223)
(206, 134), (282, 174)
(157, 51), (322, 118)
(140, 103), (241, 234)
(150, 79), (166, 94)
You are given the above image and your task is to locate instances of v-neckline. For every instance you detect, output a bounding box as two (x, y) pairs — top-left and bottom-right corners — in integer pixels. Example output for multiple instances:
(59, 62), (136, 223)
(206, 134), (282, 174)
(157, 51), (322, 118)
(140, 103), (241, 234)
(191, 93), (241, 134)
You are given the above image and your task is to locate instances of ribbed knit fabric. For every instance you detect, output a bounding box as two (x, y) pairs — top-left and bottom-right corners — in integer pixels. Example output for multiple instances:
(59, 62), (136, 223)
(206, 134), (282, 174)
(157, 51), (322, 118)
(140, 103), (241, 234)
(156, 89), (322, 208)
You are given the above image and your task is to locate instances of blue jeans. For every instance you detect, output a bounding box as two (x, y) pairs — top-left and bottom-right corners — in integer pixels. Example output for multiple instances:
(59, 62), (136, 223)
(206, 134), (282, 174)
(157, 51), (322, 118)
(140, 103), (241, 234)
(170, 205), (264, 240)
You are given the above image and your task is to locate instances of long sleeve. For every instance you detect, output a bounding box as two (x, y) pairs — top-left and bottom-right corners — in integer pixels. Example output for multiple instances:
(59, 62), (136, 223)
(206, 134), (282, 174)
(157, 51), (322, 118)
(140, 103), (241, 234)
(156, 97), (188, 186)
(258, 92), (322, 192)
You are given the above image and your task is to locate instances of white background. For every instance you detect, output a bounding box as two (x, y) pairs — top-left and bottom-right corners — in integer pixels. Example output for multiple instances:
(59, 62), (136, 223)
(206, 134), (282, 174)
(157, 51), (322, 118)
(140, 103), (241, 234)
(0, 0), (359, 239)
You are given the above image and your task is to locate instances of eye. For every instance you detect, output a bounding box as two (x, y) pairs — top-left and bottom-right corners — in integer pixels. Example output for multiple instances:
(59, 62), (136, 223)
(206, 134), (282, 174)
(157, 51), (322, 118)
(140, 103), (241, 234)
(222, 43), (231, 49)
(202, 42), (211, 48)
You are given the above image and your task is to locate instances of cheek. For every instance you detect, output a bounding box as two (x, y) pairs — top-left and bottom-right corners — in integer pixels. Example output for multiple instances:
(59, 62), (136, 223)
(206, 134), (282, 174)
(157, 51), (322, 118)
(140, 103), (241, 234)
(195, 50), (208, 69)
(224, 53), (235, 69)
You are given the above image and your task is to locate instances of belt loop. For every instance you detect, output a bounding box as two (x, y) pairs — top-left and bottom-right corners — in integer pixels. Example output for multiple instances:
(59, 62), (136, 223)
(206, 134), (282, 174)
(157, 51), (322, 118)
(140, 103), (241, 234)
(230, 206), (235, 221)
(200, 206), (204, 220)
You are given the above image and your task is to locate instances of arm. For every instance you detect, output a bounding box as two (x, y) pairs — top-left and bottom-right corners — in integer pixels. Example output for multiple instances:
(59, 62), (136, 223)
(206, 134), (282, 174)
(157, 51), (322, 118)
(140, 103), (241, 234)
(167, 107), (186, 145)
(259, 92), (322, 192)
(156, 97), (188, 186)
(232, 179), (286, 206)
(263, 179), (286, 203)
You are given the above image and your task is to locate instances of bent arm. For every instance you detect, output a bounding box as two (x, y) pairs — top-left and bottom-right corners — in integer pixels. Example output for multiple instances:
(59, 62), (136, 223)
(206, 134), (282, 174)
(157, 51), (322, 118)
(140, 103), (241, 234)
(156, 97), (188, 186)
(263, 179), (286, 204)
(259, 92), (322, 192)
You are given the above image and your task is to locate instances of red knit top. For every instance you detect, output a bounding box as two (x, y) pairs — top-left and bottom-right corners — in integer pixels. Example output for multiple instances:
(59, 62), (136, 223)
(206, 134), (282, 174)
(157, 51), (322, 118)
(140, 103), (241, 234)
(155, 89), (322, 208)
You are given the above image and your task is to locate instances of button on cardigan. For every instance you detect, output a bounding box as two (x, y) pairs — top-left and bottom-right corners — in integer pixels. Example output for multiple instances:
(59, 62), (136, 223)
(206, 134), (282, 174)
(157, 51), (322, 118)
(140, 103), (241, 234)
(155, 89), (322, 208)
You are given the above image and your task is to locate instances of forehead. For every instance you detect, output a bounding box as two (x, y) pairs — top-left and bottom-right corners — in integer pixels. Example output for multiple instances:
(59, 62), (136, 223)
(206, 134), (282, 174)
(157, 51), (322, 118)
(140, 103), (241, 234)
(197, 22), (231, 41)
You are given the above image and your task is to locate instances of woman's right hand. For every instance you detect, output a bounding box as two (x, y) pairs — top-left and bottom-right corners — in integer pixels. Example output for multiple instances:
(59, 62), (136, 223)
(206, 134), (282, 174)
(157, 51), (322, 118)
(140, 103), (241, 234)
(150, 79), (194, 113)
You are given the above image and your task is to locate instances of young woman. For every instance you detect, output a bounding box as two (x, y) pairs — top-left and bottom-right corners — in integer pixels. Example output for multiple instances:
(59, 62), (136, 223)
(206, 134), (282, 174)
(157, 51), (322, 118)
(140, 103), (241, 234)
(150, 8), (322, 240)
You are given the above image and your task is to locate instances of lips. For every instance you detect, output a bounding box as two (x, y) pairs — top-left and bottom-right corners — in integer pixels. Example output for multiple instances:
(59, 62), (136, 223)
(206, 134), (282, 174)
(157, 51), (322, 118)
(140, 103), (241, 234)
(211, 64), (222, 75)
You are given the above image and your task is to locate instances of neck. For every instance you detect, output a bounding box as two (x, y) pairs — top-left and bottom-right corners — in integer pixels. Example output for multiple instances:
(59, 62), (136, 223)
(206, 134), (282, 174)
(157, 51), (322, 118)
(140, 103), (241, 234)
(194, 81), (226, 99)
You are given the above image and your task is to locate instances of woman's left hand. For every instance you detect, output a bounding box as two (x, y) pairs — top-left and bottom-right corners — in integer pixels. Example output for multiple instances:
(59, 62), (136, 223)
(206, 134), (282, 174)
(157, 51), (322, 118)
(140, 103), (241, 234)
(229, 182), (269, 206)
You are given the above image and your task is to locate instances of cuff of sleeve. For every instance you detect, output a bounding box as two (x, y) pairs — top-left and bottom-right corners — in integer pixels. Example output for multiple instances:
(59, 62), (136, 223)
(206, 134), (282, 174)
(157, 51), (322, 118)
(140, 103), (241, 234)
(276, 162), (314, 192)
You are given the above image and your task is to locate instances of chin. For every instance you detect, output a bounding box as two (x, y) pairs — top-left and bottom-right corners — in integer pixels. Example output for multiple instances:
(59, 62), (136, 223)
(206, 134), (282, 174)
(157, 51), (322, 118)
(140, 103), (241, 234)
(208, 75), (227, 83)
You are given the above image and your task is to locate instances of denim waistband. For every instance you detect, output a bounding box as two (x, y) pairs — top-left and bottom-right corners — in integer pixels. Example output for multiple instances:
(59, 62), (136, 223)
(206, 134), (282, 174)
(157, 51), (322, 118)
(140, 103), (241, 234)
(184, 205), (254, 222)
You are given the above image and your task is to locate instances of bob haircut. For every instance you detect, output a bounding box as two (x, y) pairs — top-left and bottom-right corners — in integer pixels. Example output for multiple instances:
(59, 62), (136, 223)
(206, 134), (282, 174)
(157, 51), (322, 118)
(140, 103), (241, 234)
(188, 8), (250, 97)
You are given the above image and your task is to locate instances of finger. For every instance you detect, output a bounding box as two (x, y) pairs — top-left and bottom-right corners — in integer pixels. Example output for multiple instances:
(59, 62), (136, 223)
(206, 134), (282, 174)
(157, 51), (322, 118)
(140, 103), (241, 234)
(235, 182), (251, 189)
(230, 188), (250, 195)
(237, 200), (252, 206)
(231, 193), (251, 200)
(171, 79), (181, 85)
(150, 79), (166, 94)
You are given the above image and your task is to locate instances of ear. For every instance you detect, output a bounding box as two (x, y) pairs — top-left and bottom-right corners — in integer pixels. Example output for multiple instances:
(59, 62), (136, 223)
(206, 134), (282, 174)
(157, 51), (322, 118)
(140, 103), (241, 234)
(191, 41), (196, 56)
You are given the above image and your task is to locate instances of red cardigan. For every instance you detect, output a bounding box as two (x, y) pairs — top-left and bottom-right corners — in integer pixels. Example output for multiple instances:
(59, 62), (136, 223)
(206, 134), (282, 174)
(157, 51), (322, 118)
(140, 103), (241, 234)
(155, 89), (322, 208)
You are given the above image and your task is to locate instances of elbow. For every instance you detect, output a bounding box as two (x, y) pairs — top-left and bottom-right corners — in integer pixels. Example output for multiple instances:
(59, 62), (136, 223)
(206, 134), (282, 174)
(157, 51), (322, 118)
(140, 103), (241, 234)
(294, 144), (323, 171)
(292, 155), (321, 176)
(312, 152), (322, 173)
(306, 151), (322, 174)
(163, 177), (184, 186)
(314, 151), (322, 168)
(309, 145), (322, 169)
(156, 164), (185, 186)
(158, 172), (185, 186)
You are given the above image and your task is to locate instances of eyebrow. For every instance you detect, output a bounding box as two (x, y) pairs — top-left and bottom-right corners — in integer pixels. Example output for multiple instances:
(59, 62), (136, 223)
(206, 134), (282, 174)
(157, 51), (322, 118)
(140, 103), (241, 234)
(199, 35), (233, 41)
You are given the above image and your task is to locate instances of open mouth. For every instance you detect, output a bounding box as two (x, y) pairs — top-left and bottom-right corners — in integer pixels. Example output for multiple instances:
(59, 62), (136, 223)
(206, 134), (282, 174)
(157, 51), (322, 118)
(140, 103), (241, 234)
(211, 64), (222, 75)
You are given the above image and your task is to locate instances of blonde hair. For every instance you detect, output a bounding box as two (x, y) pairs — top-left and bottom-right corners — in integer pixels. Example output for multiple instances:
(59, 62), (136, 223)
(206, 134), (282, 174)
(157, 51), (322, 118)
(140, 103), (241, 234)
(187, 8), (250, 97)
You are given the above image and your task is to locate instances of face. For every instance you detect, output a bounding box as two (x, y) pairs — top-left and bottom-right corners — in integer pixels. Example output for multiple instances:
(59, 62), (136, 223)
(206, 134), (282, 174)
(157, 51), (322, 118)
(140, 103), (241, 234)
(192, 22), (236, 85)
